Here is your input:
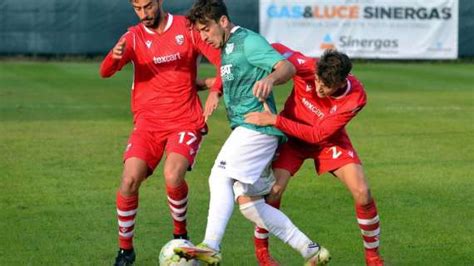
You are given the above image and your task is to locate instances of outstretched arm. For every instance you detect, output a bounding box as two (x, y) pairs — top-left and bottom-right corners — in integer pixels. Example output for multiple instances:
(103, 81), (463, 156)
(245, 109), (361, 145)
(275, 111), (359, 144)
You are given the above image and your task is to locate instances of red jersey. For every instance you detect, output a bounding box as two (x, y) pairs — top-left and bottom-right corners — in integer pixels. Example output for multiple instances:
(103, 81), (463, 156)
(271, 43), (367, 147)
(100, 14), (221, 131)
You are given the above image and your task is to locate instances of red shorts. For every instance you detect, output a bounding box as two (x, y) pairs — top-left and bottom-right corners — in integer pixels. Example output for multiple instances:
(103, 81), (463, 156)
(272, 138), (361, 175)
(123, 126), (207, 173)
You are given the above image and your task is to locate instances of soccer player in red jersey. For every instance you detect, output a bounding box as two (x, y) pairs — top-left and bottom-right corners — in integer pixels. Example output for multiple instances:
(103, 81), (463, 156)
(99, 0), (221, 265)
(245, 44), (384, 266)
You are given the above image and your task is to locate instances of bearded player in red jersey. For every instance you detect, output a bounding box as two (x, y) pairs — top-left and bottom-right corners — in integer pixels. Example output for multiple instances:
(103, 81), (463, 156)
(245, 44), (384, 266)
(99, 0), (222, 265)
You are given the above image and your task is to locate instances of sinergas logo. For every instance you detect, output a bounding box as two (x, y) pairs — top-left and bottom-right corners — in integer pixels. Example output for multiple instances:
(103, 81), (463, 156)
(363, 6), (451, 20)
(339, 36), (398, 50)
(267, 4), (452, 20)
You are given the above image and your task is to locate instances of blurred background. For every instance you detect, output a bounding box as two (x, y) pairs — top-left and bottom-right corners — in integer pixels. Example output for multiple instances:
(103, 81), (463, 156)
(0, 0), (473, 58)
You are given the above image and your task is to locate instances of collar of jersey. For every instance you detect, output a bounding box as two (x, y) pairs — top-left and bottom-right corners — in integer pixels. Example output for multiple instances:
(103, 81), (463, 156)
(331, 78), (351, 100)
(230, 25), (240, 34)
(142, 13), (173, 35)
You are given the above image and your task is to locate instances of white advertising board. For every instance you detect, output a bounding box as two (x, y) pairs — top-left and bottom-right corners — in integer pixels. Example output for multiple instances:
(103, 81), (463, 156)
(259, 0), (458, 59)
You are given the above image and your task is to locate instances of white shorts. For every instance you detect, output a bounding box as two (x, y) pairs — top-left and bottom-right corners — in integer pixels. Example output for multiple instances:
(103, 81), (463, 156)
(212, 126), (278, 184)
(233, 165), (275, 200)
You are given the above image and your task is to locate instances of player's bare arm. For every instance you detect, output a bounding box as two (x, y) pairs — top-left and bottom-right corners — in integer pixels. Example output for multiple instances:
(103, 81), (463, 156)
(252, 59), (295, 101)
(203, 91), (220, 122)
(244, 109), (276, 126)
(195, 77), (221, 122)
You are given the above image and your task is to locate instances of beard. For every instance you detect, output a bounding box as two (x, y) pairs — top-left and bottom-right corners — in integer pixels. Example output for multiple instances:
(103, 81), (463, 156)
(142, 6), (162, 28)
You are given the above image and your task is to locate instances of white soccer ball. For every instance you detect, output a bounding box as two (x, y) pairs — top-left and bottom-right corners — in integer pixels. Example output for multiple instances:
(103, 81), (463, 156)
(159, 239), (199, 266)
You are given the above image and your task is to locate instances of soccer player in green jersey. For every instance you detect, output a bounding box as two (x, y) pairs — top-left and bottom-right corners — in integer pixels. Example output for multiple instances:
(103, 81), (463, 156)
(173, 1), (331, 265)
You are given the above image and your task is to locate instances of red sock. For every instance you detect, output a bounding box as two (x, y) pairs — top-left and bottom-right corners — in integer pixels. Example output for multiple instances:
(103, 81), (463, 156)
(166, 181), (188, 236)
(116, 191), (138, 250)
(356, 199), (381, 258)
(254, 198), (281, 249)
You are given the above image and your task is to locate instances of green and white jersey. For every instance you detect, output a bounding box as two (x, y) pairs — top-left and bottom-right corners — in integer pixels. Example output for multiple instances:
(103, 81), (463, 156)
(220, 26), (286, 139)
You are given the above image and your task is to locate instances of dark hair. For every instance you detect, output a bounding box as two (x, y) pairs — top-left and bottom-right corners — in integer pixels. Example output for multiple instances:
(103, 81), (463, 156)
(187, 0), (230, 25)
(317, 49), (352, 88)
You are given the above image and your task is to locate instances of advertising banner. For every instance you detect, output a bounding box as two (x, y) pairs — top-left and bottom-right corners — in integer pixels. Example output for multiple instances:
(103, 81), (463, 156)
(259, 0), (458, 59)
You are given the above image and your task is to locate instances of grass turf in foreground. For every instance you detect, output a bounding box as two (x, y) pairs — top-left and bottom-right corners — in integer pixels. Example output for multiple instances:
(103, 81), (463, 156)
(0, 61), (473, 265)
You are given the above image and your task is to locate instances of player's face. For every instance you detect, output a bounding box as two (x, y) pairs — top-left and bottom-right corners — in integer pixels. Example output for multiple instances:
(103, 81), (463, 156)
(195, 17), (228, 49)
(131, 0), (162, 28)
(315, 76), (345, 98)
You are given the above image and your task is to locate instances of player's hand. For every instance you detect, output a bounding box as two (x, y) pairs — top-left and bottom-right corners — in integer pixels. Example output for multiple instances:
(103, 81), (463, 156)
(203, 91), (220, 122)
(252, 76), (275, 102)
(267, 172), (291, 203)
(112, 39), (126, 60)
(244, 107), (276, 126)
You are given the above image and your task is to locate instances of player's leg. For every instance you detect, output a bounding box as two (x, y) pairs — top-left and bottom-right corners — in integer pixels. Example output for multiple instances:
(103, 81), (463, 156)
(174, 128), (241, 265)
(175, 127), (278, 264)
(163, 153), (190, 239)
(237, 192), (330, 264)
(173, 169), (234, 265)
(317, 142), (383, 265)
(253, 169), (289, 266)
(164, 128), (205, 239)
(333, 163), (383, 266)
(115, 129), (163, 266)
(201, 126), (278, 253)
(115, 158), (150, 266)
(253, 140), (308, 265)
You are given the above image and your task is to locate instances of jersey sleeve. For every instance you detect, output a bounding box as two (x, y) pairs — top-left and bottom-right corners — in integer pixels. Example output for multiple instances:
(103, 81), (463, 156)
(244, 34), (285, 72)
(275, 95), (366, 145)
(99, 31), (134, 78)
(190, 29), (223, 93)
(271, 43), (315, 77)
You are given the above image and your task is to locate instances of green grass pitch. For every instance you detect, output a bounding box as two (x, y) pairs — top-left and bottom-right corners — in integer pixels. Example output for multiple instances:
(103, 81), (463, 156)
(1, 61), (473, 265)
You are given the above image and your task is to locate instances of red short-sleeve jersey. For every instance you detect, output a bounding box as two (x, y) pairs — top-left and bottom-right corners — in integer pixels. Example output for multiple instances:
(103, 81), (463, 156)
(100, 14), (221, 132)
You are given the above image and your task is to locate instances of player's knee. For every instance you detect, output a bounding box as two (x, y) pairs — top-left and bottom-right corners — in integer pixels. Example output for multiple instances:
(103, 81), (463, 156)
(121, 174), (144, 194)
(239, 200), (261, 223)
(163, 169), (185, 187)
(353, 187), (372, 206)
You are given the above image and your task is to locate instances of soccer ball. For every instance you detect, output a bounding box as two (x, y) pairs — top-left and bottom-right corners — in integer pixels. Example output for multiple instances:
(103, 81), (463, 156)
(159, 239), (199, 266)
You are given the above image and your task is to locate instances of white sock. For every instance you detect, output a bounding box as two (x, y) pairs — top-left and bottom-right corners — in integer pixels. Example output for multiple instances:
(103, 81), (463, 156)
(203, 169), (235, 251)
(239, 199), (318, 258)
